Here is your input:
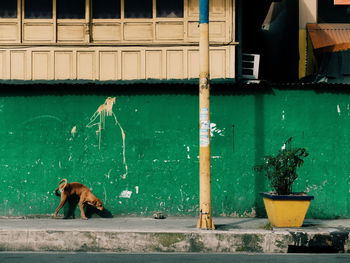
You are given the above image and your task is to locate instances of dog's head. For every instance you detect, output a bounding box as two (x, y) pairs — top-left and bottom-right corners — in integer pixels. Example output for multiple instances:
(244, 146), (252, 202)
(87, 199), (104, 211)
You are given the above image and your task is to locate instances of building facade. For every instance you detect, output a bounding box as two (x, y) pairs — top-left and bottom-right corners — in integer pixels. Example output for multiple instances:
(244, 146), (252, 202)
(0, 0), (236, 81)
(299, 0), (350, 81)
(1, 1), (350, 219)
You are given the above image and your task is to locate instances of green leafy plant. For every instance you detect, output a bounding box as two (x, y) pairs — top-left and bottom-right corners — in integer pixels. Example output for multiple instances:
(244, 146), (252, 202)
(254, 137), (309, 195)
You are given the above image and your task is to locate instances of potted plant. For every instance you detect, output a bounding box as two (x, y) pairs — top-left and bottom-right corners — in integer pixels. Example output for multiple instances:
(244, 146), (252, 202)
(254, 137), (314, 227)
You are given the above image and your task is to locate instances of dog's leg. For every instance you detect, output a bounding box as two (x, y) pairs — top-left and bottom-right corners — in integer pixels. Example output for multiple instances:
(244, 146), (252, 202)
(66, 195), (79, 219)
(53, 193), (68, 218)
(78, 199), (88, 219)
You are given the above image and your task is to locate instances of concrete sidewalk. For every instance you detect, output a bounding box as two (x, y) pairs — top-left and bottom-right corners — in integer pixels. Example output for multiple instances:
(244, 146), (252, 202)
(0, 217), (349, 253)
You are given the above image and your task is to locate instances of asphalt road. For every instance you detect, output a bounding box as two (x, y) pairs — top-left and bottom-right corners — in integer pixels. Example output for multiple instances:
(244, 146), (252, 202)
(0, 253), (350, 263)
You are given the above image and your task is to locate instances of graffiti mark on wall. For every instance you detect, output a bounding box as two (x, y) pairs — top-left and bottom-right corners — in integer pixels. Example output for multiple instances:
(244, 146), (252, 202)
(21, 115), (63, 126)
(86, 97), (128, 179)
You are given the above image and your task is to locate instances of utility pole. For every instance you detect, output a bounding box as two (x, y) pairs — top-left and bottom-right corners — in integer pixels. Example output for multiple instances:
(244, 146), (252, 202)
(197, 0), (214, 230)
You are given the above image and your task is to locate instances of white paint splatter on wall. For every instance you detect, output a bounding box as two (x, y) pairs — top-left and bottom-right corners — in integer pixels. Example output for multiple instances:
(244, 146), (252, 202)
(71, 126), (77, 137)
(184, 145), (191, 159)
(119, 190), (132, 198)
(210, 123), (225, 137)
(86, 97), (128, 179)
(87, 97), (117, 149)
(305, 180), (328, 193)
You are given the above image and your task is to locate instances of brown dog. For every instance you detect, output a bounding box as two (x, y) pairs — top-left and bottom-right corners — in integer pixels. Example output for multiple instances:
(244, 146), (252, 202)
(53, 179), (104, 219)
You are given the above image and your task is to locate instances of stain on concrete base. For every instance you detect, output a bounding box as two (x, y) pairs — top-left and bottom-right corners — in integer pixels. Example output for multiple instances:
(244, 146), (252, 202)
(0, 230), (349, 253)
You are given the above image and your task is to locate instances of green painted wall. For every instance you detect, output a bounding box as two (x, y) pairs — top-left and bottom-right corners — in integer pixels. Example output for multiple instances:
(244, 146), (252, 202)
(0, 86), (349, 219)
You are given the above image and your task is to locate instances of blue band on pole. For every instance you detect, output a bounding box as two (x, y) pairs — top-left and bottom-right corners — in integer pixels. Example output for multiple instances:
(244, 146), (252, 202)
(199, 0), (209, 24)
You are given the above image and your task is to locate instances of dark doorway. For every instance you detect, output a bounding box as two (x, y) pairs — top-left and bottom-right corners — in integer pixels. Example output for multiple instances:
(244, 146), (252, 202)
(237, 0), (299, 82)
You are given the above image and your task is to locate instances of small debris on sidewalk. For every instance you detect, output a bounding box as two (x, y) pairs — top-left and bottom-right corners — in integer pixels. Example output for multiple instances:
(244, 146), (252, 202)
(153, 212), (167, 219)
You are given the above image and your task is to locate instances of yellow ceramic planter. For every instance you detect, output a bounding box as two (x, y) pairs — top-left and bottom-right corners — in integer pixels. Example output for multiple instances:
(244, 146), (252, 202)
(261, 192), (314, 227)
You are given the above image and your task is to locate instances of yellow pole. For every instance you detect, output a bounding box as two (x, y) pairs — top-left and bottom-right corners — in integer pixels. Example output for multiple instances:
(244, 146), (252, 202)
(197, 0), (214, 230)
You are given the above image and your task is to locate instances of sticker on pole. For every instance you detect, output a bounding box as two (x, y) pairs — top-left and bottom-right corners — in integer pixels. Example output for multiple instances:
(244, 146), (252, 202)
(200, 108), (209, 121)
(200, 125), (210, 147)
(200, 134), (209, 147)
(200, 108), (210, 147)
(200, 120), (210, 130)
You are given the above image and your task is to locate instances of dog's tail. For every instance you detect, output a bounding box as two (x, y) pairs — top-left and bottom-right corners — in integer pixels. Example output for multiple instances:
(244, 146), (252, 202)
(54, 178), (68, 197)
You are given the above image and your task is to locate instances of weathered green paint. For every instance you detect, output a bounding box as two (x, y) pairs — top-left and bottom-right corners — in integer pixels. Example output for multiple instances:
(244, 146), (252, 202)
(0, 86), (350, 218)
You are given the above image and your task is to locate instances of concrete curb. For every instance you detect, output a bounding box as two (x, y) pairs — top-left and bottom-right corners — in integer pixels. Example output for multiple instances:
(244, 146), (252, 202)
(0, 218), (349, 253)
(1, 229), (349, 253)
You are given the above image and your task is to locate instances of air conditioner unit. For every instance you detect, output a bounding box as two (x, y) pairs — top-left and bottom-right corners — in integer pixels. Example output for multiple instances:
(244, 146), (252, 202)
(242, 53), (260, 80)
